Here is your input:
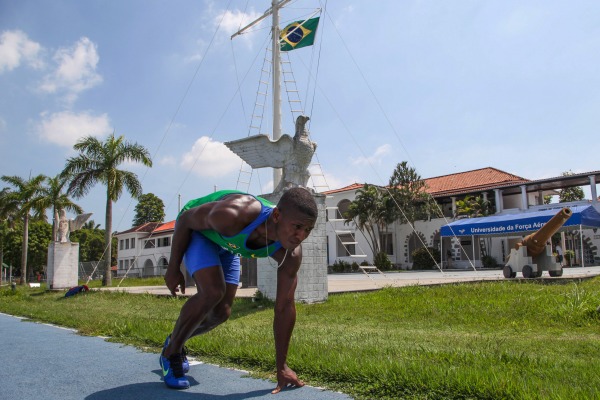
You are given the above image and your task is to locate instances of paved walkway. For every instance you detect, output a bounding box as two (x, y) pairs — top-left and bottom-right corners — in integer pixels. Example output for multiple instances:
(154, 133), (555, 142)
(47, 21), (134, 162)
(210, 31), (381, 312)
(100, 266), (600, 298)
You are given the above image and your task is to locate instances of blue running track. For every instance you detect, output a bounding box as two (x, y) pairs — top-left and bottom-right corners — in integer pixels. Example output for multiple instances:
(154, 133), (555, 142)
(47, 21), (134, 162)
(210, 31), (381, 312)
(0, 313), (352, 400)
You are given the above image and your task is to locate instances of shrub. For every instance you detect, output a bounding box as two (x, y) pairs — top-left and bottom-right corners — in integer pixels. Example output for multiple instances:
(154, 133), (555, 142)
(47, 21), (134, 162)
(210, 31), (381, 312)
(411, 247), (441, 270)
(374, 251), (392, 270)
(481, 255), (497, 268)
(330, 259), (351, 273)
(565, 250), (575, 266)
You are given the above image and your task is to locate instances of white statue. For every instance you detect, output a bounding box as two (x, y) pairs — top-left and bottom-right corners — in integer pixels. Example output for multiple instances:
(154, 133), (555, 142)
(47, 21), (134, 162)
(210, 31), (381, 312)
(57, 210), (93, 243)
(225, 115), (317, 194)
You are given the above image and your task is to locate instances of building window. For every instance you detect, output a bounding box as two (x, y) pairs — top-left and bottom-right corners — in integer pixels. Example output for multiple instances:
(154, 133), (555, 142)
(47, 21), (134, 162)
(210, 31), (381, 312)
(336, 199), (351, 219)
(119, 240), (124, 250)
(144, 239), (155, 249)
(336, 234), (355, 257)
(119, 260), (123, 270)
(131, 238), (135, 248)
(125, 239), (130, 250)
(380, 233), (393, 255)
(124, 259), (129, 269)
(158, 237), (171, 247)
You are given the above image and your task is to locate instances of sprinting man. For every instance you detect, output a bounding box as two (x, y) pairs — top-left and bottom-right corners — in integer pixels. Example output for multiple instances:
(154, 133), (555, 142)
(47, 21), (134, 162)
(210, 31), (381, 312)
(161, 187), (318, 393)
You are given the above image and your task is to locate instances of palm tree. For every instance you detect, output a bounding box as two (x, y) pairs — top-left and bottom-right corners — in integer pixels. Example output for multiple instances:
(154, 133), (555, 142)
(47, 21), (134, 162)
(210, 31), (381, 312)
(61, 133), (152, 286)
(0, 174), (47, 284)
(344, 184), (386, 255)
(0, 187), (18, 285)
(33, 175), (83, 241)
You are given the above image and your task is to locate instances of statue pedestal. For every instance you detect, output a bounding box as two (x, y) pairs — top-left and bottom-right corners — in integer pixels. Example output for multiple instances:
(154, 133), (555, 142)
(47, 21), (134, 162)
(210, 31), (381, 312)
(257, 192), (328, 303)
(47, 242), (79, 289)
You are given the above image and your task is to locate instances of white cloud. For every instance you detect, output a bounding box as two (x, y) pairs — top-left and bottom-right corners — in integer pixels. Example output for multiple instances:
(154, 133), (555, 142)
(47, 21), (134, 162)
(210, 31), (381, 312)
(159, 156), (177, 166)
(218, 9), (262, 34)
(36, 110), (111, 147)
(216, 8), (262, 47)
(40, 37), (102, 103)
(180, 136), (242, 178)
(0, 30), (43, 73)
(351, 144), (391, 166)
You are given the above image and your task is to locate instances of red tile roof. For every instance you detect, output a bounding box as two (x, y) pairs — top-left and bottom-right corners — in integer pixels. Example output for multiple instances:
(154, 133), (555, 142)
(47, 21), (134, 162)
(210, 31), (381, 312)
(322, 183), (365, 195)
(153, 220), (175, 233)
(322, 168), (529, 198)
(424, 167), (528, 196)
(116, 220), (175, 235)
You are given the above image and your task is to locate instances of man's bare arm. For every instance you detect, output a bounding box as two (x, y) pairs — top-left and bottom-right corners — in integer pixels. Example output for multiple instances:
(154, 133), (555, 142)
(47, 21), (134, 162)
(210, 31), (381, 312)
(271, 246), (305, 394)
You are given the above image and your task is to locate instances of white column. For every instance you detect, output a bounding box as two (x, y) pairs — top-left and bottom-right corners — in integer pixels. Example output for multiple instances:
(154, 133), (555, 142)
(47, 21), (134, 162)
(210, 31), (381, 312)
(520, 185), (528, 210)
(494, 189), (503, 213)
(589, 175), (597, 203)
(451, 197), (456, 217)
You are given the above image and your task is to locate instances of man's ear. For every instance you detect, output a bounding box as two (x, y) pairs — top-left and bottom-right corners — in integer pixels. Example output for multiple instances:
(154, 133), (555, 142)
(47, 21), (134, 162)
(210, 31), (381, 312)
(272, 207), (281, 222)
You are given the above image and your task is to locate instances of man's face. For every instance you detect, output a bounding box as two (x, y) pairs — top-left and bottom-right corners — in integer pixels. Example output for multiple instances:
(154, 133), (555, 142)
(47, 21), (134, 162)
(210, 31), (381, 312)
(274, 208), (316, 250)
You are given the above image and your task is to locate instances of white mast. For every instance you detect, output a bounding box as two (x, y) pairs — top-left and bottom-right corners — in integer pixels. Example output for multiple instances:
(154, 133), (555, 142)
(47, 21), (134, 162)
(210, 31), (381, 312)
(271, 0), (283, 189)
(231, 0), (292, 191)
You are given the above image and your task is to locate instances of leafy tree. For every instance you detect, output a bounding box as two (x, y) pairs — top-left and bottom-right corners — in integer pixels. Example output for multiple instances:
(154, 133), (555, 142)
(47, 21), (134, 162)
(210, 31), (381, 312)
(344, 184), (388, 255)
(61, 133), (152, 286)
(70, 226), (117, 264)
(0, 219), (51, 279)
(388, 162), (433, 258)
(82, 219), (100, 230)
(133, 193), (165, 226)
(0, 174), (47, 284)
(0, 187), (18, 285)
(388, 161), (432, 224)
(559, 171), (585, 203)
(33, 174), (83, 241)
(455, 195), (493, 218)
(25, 220), (52, 277)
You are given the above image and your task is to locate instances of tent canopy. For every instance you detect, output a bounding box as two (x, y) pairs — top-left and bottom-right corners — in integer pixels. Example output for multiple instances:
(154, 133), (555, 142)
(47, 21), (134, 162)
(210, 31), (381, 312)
(440, 204), (600, 237)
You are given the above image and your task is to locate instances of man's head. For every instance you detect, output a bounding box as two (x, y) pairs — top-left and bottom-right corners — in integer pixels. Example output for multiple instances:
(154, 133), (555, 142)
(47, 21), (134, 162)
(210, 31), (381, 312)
(273, 187), (318, 249)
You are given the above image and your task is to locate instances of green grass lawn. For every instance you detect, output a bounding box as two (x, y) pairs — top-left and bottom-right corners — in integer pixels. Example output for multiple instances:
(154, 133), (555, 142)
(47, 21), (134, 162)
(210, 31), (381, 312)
(1, 278), (600, 399)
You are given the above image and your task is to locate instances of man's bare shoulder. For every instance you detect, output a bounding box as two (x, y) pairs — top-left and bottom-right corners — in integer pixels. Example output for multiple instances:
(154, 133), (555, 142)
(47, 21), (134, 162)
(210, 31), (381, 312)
(207, 194), (262, 236)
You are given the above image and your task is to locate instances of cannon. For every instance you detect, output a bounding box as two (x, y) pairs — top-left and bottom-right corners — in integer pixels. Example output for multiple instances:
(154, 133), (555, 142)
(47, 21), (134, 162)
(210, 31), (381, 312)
(504, 207), (572, 279)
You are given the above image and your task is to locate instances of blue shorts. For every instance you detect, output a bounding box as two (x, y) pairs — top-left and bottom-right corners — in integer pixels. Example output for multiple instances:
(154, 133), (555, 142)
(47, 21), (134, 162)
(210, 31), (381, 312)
(183, 231), (241, 285)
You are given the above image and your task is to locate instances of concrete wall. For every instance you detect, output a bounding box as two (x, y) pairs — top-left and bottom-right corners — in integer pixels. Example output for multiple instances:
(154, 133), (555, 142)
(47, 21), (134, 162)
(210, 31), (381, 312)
(47, 242), (79, 289)
(257, 192), (328, 303)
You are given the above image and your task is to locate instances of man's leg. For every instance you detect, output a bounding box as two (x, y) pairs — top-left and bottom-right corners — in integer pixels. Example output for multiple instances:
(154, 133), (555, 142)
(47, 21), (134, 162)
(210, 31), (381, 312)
(164, 265), (228, 358)
(188, 282), (238, 338)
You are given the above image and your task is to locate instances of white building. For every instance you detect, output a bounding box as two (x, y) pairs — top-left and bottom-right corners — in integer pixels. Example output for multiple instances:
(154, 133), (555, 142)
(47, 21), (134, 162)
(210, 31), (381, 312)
(324, 167), (600, 269)
(115, 221), (174, 278)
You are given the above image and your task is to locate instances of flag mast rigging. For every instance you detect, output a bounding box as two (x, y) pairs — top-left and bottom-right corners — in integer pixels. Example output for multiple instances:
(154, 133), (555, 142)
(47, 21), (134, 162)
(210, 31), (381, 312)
(231, 0), (291, 189)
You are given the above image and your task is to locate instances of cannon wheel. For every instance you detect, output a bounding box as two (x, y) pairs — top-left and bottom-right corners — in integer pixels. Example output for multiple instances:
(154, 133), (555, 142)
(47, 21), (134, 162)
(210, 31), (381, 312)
(522, 265), (534, 279)
(548, 268), (563, 277)
(503, 266), (516, 279)
(535, 268), (543, 278)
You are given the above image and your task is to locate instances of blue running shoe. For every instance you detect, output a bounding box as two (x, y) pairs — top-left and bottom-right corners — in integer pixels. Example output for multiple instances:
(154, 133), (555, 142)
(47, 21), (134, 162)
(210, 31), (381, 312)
(162, 334), (189, 373)
(159, 352), (190, 389)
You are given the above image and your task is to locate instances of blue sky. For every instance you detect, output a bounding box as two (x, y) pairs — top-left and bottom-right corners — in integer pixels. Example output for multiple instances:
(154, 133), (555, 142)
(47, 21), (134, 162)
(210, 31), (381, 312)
(1, 0), (599, 231)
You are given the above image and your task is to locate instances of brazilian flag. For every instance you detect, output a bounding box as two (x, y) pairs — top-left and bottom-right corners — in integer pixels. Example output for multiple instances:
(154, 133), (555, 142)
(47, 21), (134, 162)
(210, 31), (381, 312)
(279, 17), (319, 52)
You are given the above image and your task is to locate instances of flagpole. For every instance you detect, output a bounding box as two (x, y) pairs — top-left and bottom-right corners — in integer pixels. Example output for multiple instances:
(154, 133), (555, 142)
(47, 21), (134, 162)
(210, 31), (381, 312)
(271, 0), (282, 190)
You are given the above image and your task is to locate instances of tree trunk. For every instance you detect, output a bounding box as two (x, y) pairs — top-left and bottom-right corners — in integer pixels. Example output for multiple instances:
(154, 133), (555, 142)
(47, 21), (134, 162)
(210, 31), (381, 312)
(103, 194), (112, 286)
(21, 214), (29, 285)
(0, 244), (3, 286)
